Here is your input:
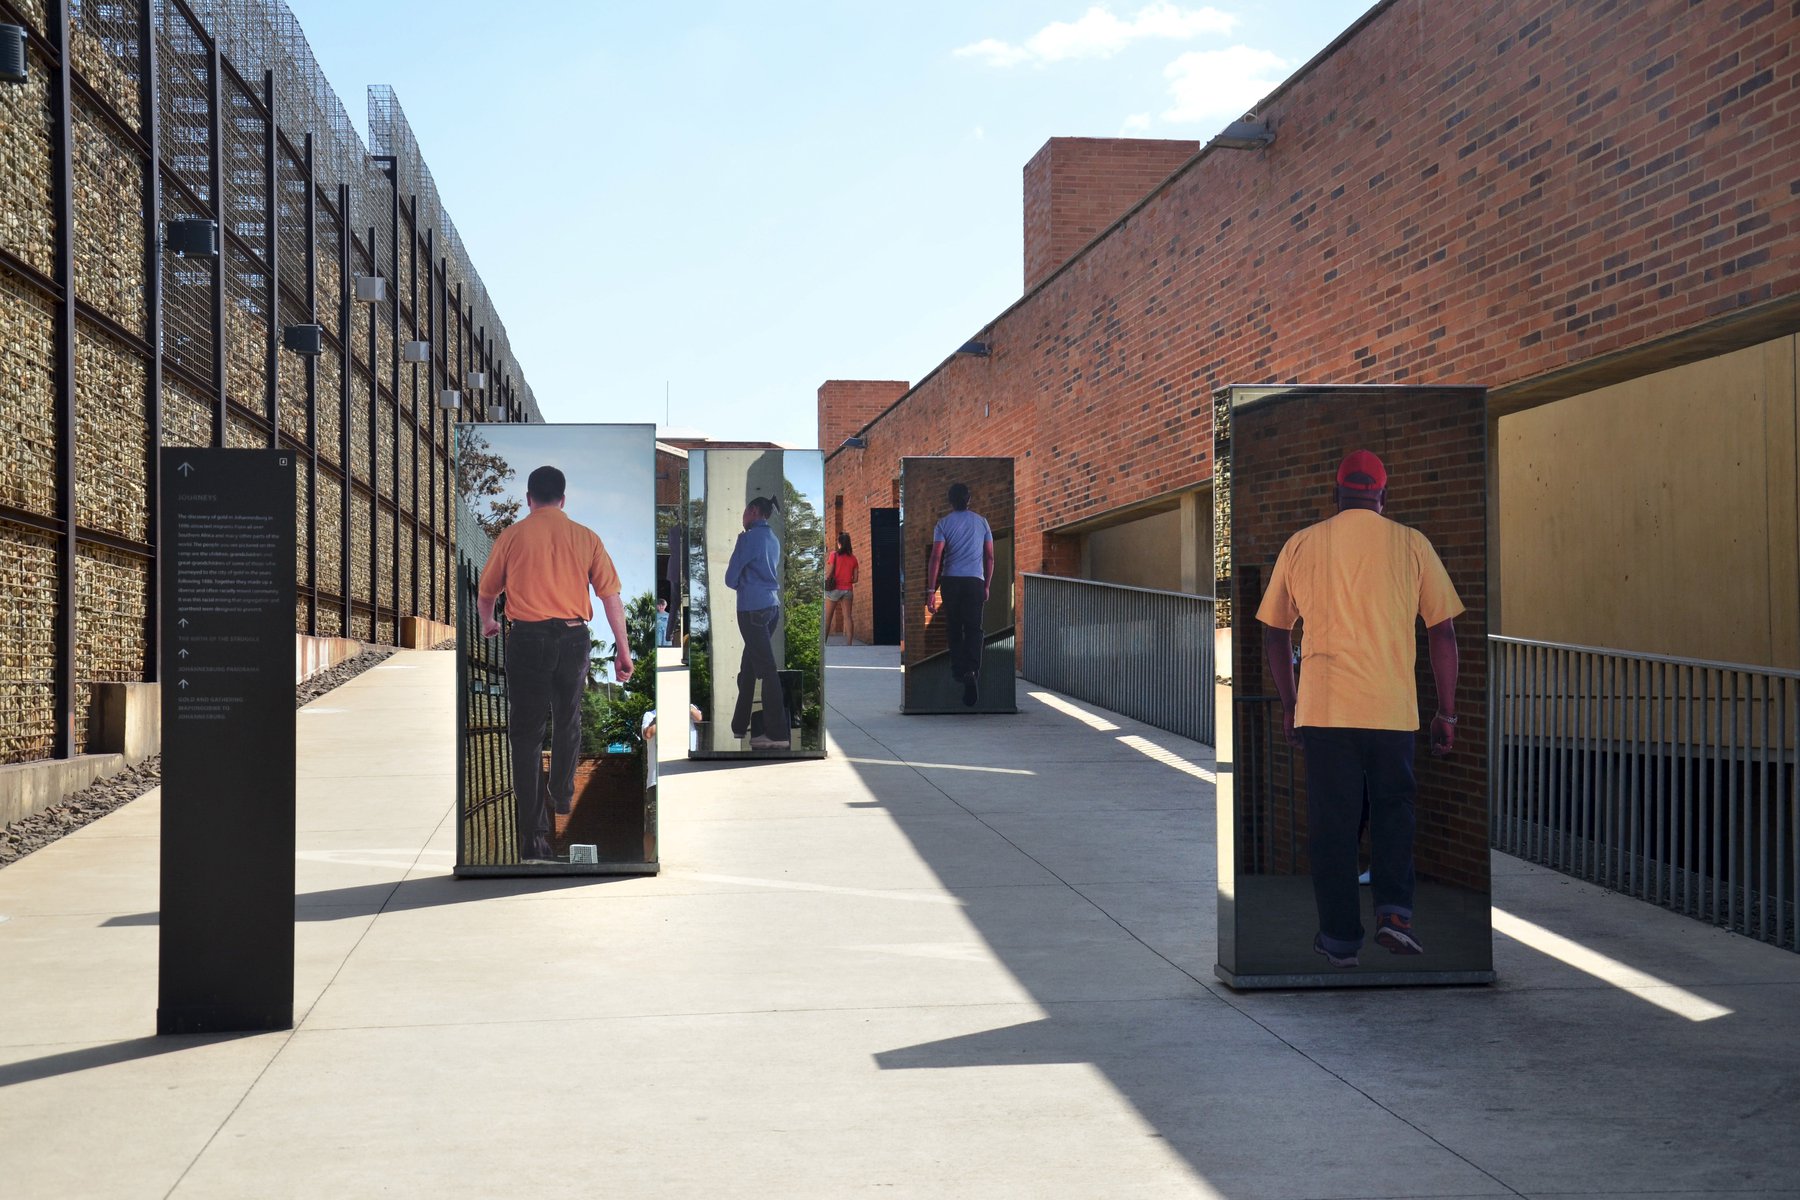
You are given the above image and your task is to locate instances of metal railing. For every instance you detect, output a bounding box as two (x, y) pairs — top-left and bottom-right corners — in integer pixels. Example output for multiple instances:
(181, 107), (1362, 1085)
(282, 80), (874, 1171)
(1491, 636), (1799, 951)
(1022, 574), (1215, 745)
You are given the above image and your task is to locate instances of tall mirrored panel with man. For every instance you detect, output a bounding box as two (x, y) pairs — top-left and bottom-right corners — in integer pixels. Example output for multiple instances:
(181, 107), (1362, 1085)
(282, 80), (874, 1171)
(454, 424), (660, 874)
(1214, 387), (1492, 987)
(900, 457), (1018, 714)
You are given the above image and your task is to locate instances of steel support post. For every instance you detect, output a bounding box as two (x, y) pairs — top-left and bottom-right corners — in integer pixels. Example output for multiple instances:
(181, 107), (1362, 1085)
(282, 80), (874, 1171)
(366, 223), (379, 638)
(50, 0), (76, 757)
(263, 69), (278, 446)
(338, 183), (352, 634)
(208, 39), (224, 445)
(142, 0), (164, 682)
(407, 195), (419, 623)
(304, 133), (318, 634)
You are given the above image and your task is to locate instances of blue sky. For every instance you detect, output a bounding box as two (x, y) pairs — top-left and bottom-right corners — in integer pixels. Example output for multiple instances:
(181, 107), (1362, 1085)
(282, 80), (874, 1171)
(295, 1), (1377, 447)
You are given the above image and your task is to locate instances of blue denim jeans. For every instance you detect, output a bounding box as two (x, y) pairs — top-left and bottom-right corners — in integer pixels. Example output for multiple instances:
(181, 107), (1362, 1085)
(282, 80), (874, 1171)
(1301, 727), (1416, 955)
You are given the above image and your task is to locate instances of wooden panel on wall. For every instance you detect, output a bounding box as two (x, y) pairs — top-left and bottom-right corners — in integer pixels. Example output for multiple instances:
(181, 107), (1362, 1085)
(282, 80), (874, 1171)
(1498, 335), (1800, 669)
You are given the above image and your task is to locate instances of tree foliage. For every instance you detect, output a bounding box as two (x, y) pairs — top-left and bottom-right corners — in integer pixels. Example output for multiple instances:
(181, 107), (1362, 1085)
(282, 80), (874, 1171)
(457, 428), (521, 538)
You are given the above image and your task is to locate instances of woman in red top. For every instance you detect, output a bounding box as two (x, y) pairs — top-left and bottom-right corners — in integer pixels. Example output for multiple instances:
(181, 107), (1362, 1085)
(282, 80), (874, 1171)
(824, 532), (860, 646)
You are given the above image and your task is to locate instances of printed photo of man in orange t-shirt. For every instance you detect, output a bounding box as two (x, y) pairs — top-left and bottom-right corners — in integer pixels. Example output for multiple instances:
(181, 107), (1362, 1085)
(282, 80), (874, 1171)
(479, 465), (633, 863)
(1256, 450), (1464, 969)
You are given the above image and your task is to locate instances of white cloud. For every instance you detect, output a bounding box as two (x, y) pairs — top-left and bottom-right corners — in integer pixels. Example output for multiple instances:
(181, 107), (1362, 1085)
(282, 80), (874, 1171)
(955, 3), (1238, 68)
(1120, 112), (1153, 133)
(1161, 45), (1290, 122)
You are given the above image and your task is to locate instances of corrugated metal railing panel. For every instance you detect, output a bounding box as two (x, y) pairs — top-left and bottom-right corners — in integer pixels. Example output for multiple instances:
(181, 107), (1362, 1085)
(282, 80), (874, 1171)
(1491, 636), (1800, 952)
(1021, 574), (1214, 745)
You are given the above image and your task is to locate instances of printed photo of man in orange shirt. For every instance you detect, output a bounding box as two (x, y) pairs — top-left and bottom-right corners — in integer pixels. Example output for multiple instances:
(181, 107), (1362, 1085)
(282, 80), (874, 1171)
(479, 465), (633, 863)
(1256, 450), (1464, 969)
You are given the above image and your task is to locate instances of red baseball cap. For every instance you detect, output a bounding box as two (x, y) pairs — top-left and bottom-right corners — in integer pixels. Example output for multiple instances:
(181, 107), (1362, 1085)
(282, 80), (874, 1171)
(1336, 449), (1387, 492)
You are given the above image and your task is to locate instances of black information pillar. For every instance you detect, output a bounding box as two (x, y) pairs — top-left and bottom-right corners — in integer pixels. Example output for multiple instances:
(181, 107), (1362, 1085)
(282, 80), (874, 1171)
(158, 449), (298, 1035)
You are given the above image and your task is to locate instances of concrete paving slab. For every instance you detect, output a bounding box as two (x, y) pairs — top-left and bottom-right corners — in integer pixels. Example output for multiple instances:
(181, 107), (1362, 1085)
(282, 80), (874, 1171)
(2, 643), (1797, 1198)
(665, 809), (1060, 890)
(297, 881), (1199, 1032)
(0, 1033), (288, 1200)
(915, 758), (1208, 814)
(169, 999), (1511, 1200)
(979, 808), (1218, 885)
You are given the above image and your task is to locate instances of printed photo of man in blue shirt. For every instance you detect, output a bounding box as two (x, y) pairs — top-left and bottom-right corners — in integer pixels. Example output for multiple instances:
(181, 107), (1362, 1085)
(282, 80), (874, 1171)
(724, 495), (789, 749)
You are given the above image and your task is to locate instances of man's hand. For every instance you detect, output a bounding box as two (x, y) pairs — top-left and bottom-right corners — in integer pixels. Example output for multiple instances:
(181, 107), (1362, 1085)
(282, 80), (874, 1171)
(927, 591), (940, 614)
(983, 581), (991, 602)
(1281, 704), (1302, 749)
(482, 618), (501, 639)
(614, 651), (634, 685)
(1429, 714), (1455, 757)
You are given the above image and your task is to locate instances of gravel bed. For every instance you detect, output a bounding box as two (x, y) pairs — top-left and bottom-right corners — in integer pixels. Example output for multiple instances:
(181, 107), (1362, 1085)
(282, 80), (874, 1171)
(1, 644), (400, 869)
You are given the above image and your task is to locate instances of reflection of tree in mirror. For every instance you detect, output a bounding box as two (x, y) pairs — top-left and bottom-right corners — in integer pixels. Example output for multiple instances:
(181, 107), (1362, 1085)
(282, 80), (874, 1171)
(580, 591), (659, 757)
(781, 479), (825, 750)
(781, 480), (823, 609)
(457, 428), (522, 538)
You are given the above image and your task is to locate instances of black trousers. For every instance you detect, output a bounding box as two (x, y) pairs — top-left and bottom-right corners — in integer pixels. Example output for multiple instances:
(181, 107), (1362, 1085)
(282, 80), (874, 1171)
(732, 606), (788, 741)
(505, 621), (589, 861)
(940, 576), (986, 681)
(1300, 727), (1417, 955)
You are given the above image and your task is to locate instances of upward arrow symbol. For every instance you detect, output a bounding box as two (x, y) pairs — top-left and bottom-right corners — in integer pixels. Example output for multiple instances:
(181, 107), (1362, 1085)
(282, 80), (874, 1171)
(177, 618), (189, 628)
(178, 648), (189, 660)
(177, 462), (195, 477)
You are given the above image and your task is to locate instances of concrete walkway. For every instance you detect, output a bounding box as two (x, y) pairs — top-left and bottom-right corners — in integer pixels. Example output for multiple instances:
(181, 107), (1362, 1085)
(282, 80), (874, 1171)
(1, 644), (1798, 1199)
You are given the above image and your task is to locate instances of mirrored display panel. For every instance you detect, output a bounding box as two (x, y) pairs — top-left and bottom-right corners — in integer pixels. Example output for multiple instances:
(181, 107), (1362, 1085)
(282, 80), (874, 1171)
(1214, 387), (1492, 987)
(454, 423), (659, 875)
(685, 448), (828, 758)
(901, 457), (1017, 714)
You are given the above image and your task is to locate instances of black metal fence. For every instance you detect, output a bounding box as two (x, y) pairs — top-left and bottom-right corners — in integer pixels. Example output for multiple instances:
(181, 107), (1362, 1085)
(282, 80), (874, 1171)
(1021, 573), (1216, 745)
(457, 554), (512, 865)
(1492, 636), (1800, 951)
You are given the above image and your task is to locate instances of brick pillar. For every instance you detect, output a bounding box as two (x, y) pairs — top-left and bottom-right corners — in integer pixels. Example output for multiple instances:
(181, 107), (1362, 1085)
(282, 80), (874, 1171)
(1023, 137), (1200, 292)
(818, 380), (909, 453)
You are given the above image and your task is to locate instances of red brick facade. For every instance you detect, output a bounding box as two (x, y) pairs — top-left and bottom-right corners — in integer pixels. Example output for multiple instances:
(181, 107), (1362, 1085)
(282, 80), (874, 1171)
(824, 0), (1800, 650)
(817, 380), (909, 459)
(1023, 137), (1200, 291)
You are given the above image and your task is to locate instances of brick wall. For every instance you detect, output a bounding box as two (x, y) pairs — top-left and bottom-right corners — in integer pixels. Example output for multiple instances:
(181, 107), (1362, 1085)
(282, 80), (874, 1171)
(818, 380), (909, 458)
(1226, 386), (1489, 891)
(825, 0), (1800, 658)
(1023, 137), (1200, 291)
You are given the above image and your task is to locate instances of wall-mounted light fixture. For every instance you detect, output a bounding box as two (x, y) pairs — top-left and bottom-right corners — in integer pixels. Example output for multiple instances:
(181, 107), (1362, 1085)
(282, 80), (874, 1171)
(353, 275), (386, 303)
(438, 389), (462, 410)
(466, 370), (488, 390)
(1, 25), (28, 85)
(1210, 119), (1275, 150)
(402, 340), (429, 363)
(956, 340), (992, 357)
(486, 404), (507, 422)
(164, 218), (218, 258)
(840, 435), (868, 450)
(281, 323), (323, 356)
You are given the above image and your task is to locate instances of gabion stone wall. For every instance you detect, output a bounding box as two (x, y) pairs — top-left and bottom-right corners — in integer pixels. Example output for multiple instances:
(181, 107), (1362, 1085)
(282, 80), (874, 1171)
(0, 0), (545, 766)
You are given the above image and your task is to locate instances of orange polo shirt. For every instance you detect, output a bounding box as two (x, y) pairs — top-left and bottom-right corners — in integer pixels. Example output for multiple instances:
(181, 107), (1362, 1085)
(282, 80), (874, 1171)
(477, 506), (620, 623)
(1255, 508), (1463, 731)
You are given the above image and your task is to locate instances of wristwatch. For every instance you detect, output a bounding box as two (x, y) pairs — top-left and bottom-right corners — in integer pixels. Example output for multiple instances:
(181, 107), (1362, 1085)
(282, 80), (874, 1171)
(1434, 711), (1458, 724)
